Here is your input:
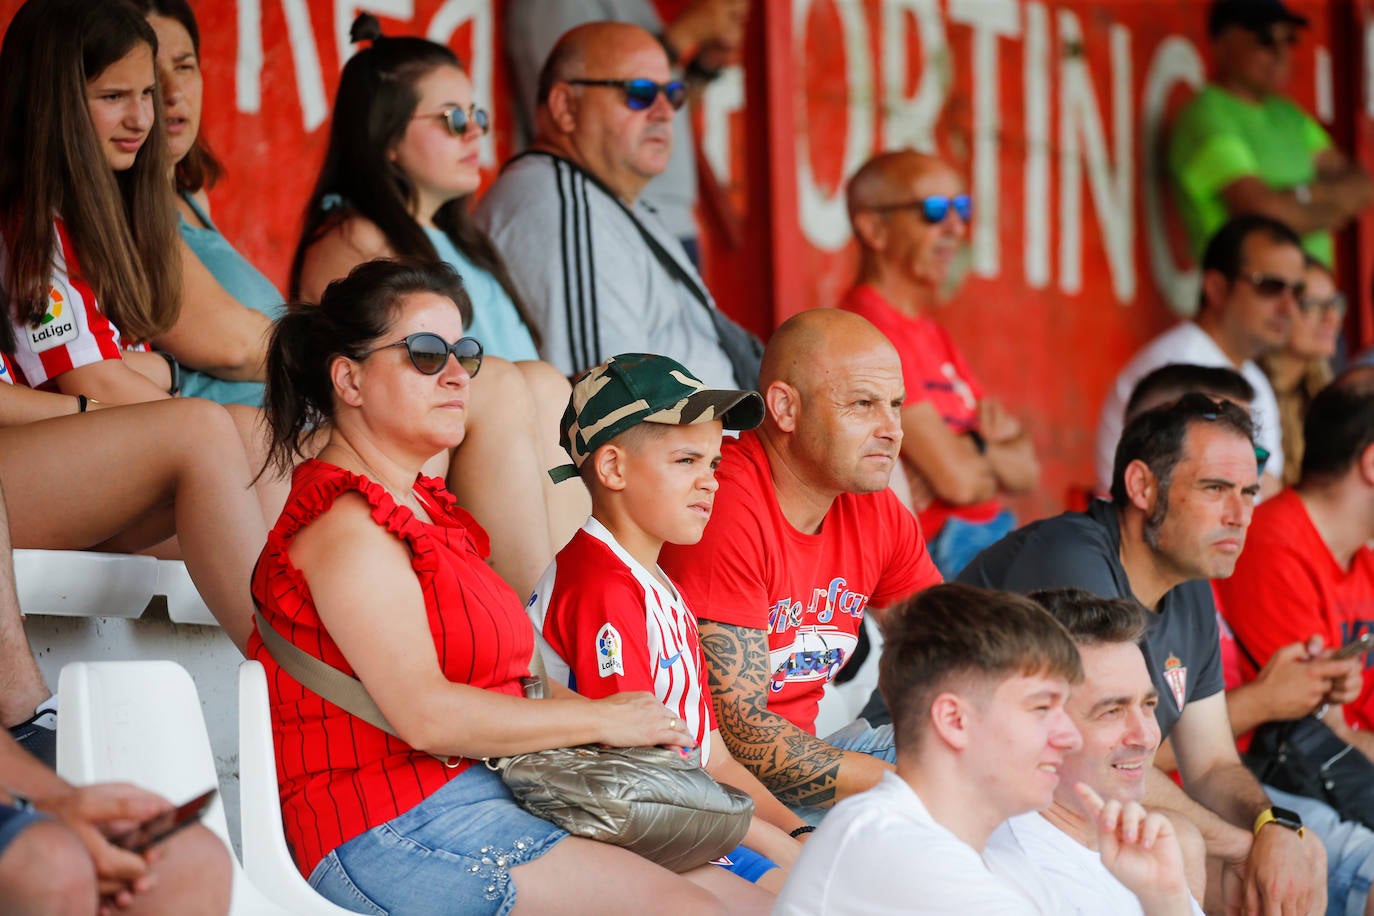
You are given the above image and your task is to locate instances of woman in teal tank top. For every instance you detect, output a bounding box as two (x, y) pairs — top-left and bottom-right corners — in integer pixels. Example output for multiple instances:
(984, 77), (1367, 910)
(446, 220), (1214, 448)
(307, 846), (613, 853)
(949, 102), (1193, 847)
(140, 0), (282, 407)
(285, 15), (591, 600)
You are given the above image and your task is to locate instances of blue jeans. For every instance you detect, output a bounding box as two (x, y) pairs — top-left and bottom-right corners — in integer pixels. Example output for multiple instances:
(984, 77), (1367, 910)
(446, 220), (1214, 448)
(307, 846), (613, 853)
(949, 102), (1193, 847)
(929, 509), (1017, 579)
(790, 719), (896, 826)
(1265, 786), (1374, 916)
(308, 765), (569, 916)
(0, 802), (44, 860)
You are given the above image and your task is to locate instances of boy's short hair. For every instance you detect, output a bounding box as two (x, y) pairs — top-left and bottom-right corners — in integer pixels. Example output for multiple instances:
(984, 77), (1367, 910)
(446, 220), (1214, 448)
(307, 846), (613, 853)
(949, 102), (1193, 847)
(878, 583), (1083, 756)
(551, 353), (763, 483)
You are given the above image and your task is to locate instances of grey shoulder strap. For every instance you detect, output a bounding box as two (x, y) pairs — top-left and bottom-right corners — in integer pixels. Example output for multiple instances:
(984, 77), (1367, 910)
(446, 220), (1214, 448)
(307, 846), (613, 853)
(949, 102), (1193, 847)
(253, 608), (553, 731)
(253, 607), (400, 737)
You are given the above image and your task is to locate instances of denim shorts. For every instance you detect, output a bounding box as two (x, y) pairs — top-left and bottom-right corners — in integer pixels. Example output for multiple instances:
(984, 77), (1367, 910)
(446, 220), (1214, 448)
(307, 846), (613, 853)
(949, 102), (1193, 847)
(929, 508), (1017, 579)
(0, 801), (44, 860)
(791, 718), (897, 826)
(308, 765), (569, 916)
(1265, 786), (1374, 916)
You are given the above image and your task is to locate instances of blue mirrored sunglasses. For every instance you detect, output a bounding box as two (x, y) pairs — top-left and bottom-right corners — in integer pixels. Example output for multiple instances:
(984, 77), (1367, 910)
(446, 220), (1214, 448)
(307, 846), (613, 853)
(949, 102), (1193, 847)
(567, 78), (688, 111)
(870, 194), (973, 224)
(358, 333), (483, 377)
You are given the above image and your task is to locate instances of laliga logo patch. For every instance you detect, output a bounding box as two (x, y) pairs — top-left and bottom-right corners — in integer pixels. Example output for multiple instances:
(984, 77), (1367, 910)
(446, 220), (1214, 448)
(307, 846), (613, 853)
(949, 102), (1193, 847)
(596, 623), (624, 677)
(28, 284), (79, 354)
(1162, 653), (1188, 711)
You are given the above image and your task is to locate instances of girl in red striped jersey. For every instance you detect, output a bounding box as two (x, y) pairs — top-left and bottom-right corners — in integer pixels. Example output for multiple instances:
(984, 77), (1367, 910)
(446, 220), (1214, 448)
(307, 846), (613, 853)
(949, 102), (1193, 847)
(0, 0), (267, 671)
(0, 0), (182, 404)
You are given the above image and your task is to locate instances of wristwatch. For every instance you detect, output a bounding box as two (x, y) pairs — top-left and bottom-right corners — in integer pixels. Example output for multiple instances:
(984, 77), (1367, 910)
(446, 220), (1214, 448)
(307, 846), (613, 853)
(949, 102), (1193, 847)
(1254, 805), (1305, 839)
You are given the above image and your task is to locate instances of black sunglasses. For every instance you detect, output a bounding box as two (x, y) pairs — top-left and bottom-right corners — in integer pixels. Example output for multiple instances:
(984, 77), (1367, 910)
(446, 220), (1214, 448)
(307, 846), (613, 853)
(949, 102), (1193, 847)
(869, 194), (972, 225)
(359, 333), (483, 377)
(1298, 292), (1348, 318)
(1239, 272), (1305, 301)
(416, 105), (490, 137)
(567, 78), (688, 111)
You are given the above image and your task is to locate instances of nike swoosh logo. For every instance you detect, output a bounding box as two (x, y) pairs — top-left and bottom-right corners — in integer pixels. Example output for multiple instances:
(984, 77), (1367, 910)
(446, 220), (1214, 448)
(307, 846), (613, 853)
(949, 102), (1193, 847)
(659, 652), (683, 669)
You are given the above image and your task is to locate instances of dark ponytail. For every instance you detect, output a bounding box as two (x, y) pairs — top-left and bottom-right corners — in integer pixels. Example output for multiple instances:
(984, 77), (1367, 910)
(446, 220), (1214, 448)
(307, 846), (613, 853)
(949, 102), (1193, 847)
(287, 14), (537, 348)
(349, 11), (383, 45)
(262, 257), (471, 475)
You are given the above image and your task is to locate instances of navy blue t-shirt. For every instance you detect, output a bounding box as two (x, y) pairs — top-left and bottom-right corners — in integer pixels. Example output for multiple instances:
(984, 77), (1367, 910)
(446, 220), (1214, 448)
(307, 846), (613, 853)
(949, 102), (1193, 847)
(957, 500), (1225, 739)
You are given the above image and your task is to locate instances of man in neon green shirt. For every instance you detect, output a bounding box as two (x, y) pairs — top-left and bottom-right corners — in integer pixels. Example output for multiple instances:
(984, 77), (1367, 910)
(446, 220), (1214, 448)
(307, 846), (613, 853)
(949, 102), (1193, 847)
(1169, 0), (1373, 266)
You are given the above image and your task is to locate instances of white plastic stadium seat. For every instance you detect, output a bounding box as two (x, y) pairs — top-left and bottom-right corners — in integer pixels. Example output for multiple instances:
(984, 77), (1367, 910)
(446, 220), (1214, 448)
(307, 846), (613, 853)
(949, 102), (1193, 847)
(238, 660), (358, 915)
(56, 660), (293, 915)
(14, 548), (157, 619)
(157, 559), (217, 626)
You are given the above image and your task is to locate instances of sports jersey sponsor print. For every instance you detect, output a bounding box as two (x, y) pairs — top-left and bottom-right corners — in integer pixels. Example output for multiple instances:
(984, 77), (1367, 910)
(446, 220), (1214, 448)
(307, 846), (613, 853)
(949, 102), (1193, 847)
(596, 622), (625, 677)
(29, 284), (79, 353)
(8, 221), (129, 389)
(532, 521), (715, 759)
(1162, 653), (1188, 711)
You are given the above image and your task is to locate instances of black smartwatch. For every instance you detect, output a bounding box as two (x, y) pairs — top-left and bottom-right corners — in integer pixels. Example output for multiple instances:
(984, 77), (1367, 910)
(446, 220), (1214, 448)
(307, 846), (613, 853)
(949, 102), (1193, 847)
(1254, 805), (1305, 838)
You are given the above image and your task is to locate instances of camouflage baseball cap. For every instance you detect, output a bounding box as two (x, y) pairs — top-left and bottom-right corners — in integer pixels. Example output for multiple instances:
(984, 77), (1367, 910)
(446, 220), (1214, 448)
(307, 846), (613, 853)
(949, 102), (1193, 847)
(549, 353), (764, 483)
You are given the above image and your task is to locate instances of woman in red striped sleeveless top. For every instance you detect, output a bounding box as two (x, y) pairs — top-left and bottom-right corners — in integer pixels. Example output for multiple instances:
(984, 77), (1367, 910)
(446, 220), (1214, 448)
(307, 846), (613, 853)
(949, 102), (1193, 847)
(250, 258), (766, 915)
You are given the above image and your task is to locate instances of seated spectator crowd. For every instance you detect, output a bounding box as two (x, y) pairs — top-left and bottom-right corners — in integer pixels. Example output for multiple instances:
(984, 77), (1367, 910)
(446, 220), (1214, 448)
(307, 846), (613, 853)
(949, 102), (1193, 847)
(1, 0), (1371, 913)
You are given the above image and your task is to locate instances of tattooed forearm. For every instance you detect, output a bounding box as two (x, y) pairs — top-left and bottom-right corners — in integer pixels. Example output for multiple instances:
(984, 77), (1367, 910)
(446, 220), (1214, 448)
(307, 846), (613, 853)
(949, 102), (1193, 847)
(699, 620), (847, 808)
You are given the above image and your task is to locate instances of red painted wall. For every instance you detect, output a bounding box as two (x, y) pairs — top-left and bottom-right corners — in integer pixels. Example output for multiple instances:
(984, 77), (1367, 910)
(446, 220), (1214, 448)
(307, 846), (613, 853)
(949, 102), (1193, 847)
(1, 0), (1368, 523)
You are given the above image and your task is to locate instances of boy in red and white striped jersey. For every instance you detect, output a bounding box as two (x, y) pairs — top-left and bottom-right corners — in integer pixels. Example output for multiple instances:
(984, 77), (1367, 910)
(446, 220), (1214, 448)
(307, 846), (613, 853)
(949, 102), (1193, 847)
(528, 353), (810, 890)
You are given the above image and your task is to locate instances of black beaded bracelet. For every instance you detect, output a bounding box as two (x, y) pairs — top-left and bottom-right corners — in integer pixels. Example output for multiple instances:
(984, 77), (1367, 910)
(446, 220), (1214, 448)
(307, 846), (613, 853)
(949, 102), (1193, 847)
(75, 393), (88, 413)
(789, 825), (816, 839)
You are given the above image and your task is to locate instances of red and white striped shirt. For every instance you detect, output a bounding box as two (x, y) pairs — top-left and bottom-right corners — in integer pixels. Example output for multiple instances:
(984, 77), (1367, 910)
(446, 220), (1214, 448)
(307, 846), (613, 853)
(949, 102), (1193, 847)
(528, 518), (717, 762)
(4, 220), (141, 389)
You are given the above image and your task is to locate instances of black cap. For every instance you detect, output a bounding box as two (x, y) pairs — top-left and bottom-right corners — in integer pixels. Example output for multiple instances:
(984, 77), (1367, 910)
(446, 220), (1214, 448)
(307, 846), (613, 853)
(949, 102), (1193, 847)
(1208, 0), (1309, 39)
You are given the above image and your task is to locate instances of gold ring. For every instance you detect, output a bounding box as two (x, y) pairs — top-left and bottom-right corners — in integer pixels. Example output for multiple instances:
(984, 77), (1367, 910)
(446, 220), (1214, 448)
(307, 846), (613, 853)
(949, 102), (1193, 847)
(669, 717), (679, 730)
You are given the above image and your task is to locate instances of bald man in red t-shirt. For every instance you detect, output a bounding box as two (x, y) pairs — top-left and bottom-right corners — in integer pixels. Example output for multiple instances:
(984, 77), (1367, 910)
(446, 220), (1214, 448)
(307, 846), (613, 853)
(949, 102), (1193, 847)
(842, 150), (1039, 577)
(661, 309), (942, 815)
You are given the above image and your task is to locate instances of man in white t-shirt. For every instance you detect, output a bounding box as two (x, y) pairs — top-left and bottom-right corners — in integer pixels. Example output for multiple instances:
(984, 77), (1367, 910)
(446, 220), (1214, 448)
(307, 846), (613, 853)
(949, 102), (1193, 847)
(1094, 214), (1303, 498)
(988, 589), (1206, 915)
(775, 583), (1193, 915)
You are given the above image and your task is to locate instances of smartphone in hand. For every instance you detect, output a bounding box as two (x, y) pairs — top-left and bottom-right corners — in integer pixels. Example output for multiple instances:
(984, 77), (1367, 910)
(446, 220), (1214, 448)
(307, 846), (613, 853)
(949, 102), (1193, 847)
(1331, 632), (1374, 662)
(110, 787), (217, 854)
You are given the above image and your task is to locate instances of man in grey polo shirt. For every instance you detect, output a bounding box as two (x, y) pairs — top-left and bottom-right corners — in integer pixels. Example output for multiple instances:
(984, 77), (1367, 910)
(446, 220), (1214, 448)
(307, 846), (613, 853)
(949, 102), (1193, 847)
(503, 0), (746, 267)
(477, 22), (756, 389)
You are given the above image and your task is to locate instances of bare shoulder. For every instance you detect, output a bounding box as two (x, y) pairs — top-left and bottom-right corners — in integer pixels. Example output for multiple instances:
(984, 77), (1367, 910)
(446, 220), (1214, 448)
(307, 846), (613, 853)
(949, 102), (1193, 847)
(299, 215), (396, 302)
(289, 489), (410, 576)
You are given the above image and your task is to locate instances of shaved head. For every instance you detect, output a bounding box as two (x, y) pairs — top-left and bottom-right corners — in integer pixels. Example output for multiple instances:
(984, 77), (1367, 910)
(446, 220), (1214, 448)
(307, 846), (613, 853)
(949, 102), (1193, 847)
(537, 22), (659, 104)
(761, 308), (899, 395)
(534, 22), (673, 203)
(846, 149), (967, 306)
(758, 309), (905, 498)
(846, 149), (957, 228)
